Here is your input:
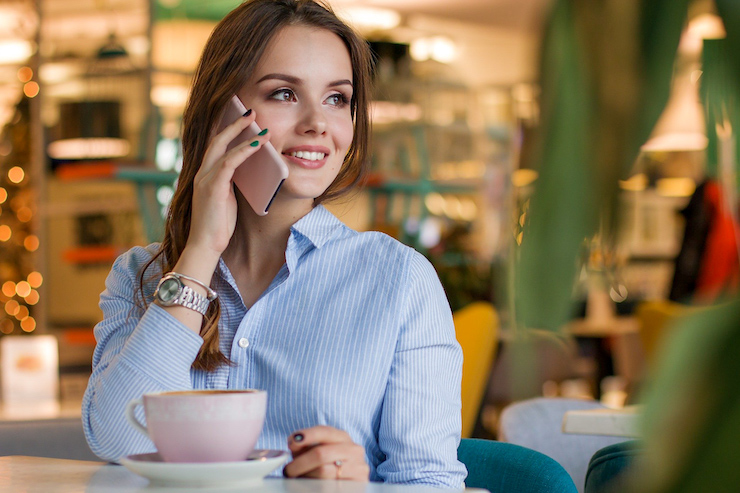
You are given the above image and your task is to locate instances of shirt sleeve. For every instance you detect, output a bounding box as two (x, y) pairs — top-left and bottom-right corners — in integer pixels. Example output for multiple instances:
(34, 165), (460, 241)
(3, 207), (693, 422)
(375, 251), (467, 489)
(81, 246), (204, 462)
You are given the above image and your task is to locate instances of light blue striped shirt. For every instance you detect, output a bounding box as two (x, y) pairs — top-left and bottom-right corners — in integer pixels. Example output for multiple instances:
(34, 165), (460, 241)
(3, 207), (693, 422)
(82, 205), (466, 488)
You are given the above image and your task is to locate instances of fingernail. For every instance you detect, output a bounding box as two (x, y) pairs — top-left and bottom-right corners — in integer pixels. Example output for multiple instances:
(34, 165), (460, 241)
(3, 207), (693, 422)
(292, 433), (304, 442)
(243, 109), (252, 117)
(250, 140), (260, 147)
(258, 128), (268, 136)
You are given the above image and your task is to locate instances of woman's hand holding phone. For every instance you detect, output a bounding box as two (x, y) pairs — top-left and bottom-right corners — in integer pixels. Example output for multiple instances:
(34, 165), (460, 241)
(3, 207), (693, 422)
(158, 111), (270, 334)
(188, 110), (271, 261)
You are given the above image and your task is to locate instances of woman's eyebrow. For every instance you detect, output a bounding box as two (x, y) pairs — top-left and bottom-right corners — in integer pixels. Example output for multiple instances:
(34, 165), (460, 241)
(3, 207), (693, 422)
(256, 73), (353, 89)
(329, 79), (353, 88)
(256, 73), (300, 84)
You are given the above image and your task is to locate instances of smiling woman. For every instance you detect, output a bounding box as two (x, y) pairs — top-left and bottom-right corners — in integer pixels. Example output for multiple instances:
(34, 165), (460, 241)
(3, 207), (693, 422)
(237, 25), (356, 204)
(81, 0), (466, 489)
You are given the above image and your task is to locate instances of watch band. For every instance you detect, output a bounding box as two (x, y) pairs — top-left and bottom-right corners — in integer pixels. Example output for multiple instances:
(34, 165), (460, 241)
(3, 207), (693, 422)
(154, 272), (218, 316)
(171, 283), (211, 315)
(167, 272), (218, 301)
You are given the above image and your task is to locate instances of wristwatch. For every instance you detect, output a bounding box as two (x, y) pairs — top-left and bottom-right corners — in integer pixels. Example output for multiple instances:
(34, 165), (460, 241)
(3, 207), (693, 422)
(154, 272), (218, 316)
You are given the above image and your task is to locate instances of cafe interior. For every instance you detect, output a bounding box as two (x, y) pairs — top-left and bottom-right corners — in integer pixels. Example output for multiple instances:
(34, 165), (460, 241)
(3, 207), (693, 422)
(1, 0), (739, 491)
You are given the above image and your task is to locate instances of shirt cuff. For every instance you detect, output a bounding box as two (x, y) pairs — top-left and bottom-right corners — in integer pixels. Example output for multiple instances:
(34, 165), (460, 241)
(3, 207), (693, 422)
(118, 303), (204, 382)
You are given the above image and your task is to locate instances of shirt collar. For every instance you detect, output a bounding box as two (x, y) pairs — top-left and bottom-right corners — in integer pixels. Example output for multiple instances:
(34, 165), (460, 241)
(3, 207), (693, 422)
(215, 204), (345, 280)
(290, 204), (345, 249)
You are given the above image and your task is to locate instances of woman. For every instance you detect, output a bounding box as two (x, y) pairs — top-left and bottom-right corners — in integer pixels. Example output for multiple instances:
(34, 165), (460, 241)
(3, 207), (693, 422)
(82, 0), (465, 487)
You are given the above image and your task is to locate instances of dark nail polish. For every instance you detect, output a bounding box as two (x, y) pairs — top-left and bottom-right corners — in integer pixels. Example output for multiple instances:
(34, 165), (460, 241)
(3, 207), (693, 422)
(243, 109), (252, 117)
(293, 433), (304, 442)
(250, 140), (260, 147)
(258, 128), (268, 136)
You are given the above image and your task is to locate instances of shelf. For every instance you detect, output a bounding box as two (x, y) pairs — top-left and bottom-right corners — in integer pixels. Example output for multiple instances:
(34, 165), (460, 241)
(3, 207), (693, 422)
(366, 176), (478, 195)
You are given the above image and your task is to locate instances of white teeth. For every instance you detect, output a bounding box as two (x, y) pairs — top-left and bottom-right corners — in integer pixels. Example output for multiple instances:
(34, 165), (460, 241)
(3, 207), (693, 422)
(290, 151), (326, 161)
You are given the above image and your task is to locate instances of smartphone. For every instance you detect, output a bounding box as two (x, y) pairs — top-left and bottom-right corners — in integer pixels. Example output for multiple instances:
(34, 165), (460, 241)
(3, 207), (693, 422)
(216, 95), (289, 216)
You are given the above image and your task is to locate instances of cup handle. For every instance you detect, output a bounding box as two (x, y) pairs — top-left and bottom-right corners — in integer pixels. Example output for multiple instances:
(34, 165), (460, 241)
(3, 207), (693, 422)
(125, 398), (148, 437)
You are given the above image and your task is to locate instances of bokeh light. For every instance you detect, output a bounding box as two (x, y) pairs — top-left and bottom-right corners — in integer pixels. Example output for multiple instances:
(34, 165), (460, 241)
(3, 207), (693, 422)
(14, 305), (29, 321)
(20, 316), (35, 332)
(16, 206), (32, 222)
(25, 289), (39, 305)
(24, 234), (39, 251)
(0, 225), (11, 241)
(2, 281), (16, 297)
(0, 319), (13, 334)
(8, 166), (24, 184)
(17, 66), (33, 83)
(0, 188), (7, 203)
(23, 81), (40, 98)
(27, 271), (42, 288)
(5, 300), (20, 316)
(16, 281), (31, 298)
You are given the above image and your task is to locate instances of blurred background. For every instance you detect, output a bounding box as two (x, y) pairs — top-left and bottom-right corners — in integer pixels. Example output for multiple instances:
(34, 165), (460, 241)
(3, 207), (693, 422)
(0, 0), (737, 474)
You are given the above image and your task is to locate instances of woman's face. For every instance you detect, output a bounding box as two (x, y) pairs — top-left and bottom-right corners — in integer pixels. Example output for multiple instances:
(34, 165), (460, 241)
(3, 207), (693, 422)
(237, 25), (354, 210)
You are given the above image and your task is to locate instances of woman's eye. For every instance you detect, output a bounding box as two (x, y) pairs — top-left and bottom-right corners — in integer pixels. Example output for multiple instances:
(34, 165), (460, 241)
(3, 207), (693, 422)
(326, 93), (349, 107)
(270, 89), (296, 102)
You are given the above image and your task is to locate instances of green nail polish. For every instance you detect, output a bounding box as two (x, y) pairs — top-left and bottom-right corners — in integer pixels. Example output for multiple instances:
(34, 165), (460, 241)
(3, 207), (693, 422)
(258, 128), (268, 136)
(250, 140), (259, 147)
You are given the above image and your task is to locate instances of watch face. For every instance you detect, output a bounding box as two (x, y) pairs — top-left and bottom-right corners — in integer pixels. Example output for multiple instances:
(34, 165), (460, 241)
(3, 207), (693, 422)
(157, 278), (181, 303)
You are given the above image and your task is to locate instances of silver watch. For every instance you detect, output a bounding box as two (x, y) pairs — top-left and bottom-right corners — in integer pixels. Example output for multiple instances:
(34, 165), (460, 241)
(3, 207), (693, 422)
(154, 272), (217, 316)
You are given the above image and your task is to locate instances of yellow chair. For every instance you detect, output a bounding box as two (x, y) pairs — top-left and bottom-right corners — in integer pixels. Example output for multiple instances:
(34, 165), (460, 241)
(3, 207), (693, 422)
(453, 301), (499, 438)
(635, 300), (687, 368)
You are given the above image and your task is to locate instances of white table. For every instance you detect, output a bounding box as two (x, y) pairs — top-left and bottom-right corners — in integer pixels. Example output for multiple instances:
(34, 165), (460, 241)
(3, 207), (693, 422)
(0, 456), (484, 492)
(562, 405), (640, 438)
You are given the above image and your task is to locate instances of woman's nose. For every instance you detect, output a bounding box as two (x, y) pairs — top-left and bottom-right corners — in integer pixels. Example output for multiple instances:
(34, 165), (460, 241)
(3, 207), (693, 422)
(297, 103), (327, 135)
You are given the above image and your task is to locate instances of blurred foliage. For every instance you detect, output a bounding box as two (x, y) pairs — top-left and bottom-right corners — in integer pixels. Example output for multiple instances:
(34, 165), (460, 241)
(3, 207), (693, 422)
(525, 0), (740, 491)
(515, 0), (690, 331)
(426, 223), (495, 312)
(702, 38), (740, 183)
(633, 1), (740, 492)
(634, 300), (740, 493)
(431, 259), (494, 313)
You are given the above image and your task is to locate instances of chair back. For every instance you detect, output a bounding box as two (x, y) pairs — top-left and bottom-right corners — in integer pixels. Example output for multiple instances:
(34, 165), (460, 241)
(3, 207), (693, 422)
(498, 397), (628, 493)
(635, 300), (686, 368)
(458, 438), (578, 493)
(453, 302), (499, 437)
(487, 329), (585, 405)
(584, 440), (641, 493)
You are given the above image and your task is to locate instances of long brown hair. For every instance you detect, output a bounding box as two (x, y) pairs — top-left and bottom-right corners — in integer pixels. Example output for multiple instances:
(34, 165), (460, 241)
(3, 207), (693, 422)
(139, 0), (373, 372)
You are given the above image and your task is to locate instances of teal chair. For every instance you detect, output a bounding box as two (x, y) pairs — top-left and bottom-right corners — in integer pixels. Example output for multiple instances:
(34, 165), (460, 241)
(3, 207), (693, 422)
(584, 440), (641, 493)
(459, 438), (578, 493)
(498, 397), (629, 492)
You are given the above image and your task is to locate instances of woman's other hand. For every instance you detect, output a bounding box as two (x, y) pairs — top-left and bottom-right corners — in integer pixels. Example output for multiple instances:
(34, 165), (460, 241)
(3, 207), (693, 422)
(284, 426), (370, 481)
(188, 110), (270, 259)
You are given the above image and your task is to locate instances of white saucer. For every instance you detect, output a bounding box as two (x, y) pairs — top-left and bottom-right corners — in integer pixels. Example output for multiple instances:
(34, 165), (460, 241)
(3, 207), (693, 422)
(120, 449), (287, 488)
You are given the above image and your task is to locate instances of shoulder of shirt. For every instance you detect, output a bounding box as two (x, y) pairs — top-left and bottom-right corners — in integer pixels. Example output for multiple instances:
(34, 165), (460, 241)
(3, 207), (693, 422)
(331, 225), (433, 271)
(112, 243), (163, 278)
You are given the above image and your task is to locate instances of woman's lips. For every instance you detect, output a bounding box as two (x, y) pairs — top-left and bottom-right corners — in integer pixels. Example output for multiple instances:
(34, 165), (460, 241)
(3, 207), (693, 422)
(282, 146), (330, 169)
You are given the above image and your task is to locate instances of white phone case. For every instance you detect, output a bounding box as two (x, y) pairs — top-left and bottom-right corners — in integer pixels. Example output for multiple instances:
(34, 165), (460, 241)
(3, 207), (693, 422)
(217, 95), (289, 215)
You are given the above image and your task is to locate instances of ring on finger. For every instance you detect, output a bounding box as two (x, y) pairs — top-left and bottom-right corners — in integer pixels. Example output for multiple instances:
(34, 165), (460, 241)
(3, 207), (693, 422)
(334, 460), (343, 479)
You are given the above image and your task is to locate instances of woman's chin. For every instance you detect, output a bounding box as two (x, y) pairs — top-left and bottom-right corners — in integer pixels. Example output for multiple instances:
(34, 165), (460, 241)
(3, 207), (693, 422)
(281, 182), (334, 203)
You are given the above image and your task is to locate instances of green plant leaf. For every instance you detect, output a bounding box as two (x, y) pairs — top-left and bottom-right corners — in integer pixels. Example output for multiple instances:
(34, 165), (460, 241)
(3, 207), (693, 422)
(517, 0), (688, 331)
(632, 300), (740, 492)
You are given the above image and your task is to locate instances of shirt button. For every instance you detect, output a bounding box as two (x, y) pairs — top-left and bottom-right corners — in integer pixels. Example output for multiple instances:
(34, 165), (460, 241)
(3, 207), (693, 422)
(238, 338), (249, 348)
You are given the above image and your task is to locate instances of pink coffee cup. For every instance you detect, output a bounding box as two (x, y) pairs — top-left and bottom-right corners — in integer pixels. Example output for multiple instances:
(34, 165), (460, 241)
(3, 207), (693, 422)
(125, 389), (266, 463)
